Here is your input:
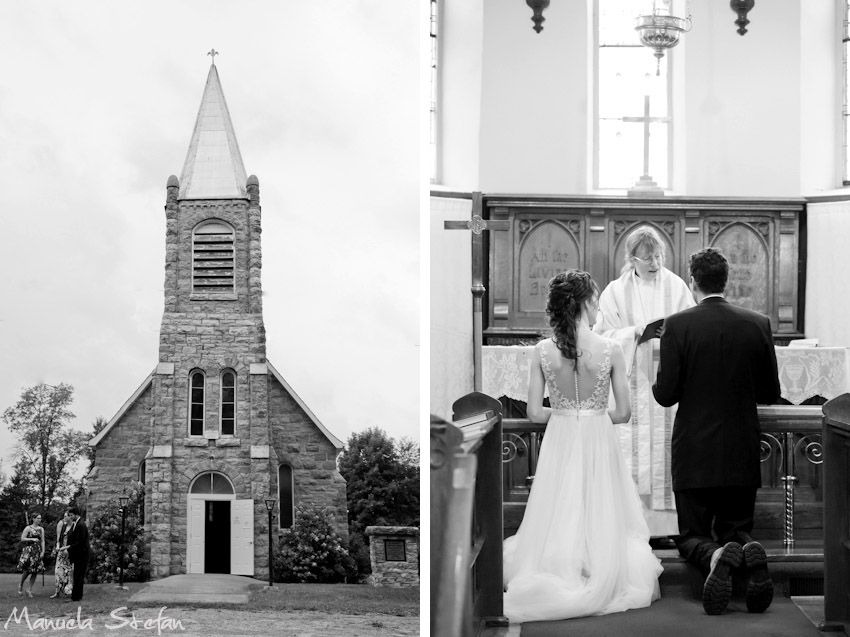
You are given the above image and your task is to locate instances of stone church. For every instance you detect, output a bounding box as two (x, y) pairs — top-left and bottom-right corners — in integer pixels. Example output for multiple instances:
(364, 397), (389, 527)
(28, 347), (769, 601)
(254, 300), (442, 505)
(87, 62), (348, 580)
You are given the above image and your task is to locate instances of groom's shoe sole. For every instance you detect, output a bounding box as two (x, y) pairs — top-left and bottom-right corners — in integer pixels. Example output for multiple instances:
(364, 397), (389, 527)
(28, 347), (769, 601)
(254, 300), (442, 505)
(702, 542), (743, 616)
(743, 541), (774, 613)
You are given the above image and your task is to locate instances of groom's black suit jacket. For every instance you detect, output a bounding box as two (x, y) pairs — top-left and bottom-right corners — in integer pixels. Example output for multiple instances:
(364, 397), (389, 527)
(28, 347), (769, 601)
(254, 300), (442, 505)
(66, 519), (90, 566)
(652, 296), (780, 491)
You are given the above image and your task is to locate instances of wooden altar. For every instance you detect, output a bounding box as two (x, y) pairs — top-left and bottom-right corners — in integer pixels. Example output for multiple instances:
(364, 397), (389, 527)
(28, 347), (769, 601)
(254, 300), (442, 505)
(482, 194), (806, 345)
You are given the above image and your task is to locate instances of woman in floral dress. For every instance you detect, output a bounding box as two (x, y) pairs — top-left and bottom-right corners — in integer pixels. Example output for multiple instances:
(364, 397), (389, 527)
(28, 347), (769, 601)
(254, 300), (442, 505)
(50, 511), (73, 598)
(17, 513), (45, 597)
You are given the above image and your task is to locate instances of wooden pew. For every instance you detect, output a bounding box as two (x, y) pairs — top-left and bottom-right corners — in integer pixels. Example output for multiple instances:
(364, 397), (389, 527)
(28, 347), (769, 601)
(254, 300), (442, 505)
(431, 392), (508, 637)
(823, 394), (850, 632)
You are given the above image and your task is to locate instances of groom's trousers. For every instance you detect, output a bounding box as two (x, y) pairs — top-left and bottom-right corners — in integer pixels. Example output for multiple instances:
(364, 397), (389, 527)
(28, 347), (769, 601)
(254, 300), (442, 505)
(674, 486), (758, 576)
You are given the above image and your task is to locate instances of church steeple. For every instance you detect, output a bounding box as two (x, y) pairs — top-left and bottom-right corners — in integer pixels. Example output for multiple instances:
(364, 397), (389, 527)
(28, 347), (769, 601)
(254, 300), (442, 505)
(178, 62), (248, 200)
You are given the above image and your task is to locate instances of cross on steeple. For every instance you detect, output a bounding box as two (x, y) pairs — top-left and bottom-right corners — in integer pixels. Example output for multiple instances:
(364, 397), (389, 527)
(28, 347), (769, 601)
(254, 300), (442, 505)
(207, 49), (219, 65)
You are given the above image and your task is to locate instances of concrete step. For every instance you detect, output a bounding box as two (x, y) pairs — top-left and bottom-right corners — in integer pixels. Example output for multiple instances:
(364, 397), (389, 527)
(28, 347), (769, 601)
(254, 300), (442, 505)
(657, 539), (823, 601)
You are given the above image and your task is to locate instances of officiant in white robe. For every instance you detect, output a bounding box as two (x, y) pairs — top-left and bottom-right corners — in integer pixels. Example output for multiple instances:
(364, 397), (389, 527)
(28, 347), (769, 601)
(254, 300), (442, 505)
(596, 226), (695, 536)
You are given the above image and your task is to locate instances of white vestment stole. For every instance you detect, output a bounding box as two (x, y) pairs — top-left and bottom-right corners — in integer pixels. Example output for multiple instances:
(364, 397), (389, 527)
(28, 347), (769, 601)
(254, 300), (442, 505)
(598, 269), (694, 524)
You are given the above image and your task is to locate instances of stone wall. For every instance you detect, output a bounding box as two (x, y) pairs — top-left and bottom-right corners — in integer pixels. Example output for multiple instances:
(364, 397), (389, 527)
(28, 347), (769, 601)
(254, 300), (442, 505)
(268, 375), (348, 540)
(365, 526), (419, 588)
(86, 379), (154, 514)
(91, 178), (346, 581)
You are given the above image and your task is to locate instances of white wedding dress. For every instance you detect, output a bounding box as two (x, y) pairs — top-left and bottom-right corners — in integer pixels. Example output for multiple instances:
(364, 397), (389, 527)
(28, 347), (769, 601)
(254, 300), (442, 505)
(503, 338), (662, 624)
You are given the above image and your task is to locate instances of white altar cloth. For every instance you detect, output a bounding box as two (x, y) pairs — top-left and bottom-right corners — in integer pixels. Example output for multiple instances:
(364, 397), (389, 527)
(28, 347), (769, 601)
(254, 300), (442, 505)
(482, 345), (850, 406)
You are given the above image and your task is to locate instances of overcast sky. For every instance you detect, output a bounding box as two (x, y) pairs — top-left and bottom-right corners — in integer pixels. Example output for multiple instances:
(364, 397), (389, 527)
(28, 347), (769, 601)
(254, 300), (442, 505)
(0, 2), (420, 479)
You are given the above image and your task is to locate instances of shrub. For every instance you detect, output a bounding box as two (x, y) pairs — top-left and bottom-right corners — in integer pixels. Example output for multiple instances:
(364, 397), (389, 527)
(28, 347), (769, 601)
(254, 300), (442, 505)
(274, 505), (356, 583)
(347, 532), (372, 583)
(87, 484), (149, 583)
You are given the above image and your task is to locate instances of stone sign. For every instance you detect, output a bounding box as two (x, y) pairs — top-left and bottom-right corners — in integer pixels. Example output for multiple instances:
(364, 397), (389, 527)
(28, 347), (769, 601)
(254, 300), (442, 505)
(518, 221), (580, 313)
(365, 526), (419, 588)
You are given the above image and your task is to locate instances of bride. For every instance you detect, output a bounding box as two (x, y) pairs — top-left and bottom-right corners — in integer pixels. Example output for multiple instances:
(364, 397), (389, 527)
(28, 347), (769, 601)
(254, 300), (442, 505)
(503, 270), (662, 624)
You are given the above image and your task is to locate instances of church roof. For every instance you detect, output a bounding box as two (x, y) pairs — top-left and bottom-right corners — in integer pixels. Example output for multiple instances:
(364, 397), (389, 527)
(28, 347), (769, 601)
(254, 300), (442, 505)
(267, 361), (344, 450)
(89, 364), (344, 451)
(178, 63), (248, 200)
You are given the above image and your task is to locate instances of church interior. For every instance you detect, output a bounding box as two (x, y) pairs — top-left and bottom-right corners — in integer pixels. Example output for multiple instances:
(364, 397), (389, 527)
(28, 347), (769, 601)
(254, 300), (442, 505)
(430, 1), (850, 634)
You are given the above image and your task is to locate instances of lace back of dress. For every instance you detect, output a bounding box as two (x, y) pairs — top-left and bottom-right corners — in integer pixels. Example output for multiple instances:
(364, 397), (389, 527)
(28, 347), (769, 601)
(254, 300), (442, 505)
(539, 339), (613, 412)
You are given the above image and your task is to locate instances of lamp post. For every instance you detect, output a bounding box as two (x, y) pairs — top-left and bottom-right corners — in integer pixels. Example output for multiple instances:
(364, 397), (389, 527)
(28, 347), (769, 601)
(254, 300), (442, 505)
(265, 499), (276, 587)
(117, 495), (129, 590)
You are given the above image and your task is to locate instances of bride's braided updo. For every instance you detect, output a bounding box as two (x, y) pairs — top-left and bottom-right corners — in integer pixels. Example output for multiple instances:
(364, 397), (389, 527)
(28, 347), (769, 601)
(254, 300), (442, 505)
(546, 270), (599, 370)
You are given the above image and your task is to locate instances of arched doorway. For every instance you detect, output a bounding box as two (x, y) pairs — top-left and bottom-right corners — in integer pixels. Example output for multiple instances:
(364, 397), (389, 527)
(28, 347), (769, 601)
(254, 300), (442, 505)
(186, 471), (254, 575)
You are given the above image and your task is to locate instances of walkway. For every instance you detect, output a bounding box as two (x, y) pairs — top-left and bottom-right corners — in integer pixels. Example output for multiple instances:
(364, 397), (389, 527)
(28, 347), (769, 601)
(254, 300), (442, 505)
(128, 573), (262, 604)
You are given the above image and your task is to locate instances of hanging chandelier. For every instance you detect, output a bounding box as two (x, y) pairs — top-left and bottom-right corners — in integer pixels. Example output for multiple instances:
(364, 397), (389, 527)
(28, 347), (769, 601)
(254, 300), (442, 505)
(635, 1), (692, 75)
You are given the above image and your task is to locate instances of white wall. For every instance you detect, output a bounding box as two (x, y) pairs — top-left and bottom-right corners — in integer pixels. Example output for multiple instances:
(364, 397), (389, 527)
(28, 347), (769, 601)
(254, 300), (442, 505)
(439, 0), (844, 197)
(430, 195), (474, 419)
(478, 0), (589, 193)
(800, 2), (843, 194)
(438, 0), (484, 190)
(805, 201), (850, 347)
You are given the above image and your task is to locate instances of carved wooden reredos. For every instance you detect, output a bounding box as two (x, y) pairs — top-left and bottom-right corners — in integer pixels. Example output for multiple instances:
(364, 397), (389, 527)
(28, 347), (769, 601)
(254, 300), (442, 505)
(484, 195), (806, 346)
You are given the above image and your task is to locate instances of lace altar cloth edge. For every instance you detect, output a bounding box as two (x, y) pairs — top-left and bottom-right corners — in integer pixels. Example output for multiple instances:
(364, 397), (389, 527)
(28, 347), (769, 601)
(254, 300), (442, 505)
(482, 345), (850, 406)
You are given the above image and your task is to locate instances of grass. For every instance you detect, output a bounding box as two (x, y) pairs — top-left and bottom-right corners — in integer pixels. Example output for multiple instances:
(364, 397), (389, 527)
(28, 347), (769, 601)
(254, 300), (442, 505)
(0, 574), (419, 617)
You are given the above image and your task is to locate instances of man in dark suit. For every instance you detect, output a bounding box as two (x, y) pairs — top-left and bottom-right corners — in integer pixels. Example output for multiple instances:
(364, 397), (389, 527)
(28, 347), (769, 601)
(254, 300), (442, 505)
(64, 507), (90, 602)
(652, 247), (780, 616)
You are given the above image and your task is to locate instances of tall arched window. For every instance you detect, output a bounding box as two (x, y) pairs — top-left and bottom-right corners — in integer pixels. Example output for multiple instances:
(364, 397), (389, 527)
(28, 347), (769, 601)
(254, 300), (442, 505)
(220, 370), (236, 436)
(597, 0), (672, 190)
(189, 370), (205, 436)
(278, 464), (294, 529)
(844, 0), (850, 184)
(430, 0), (440, 184)
(192, 220), (235, 293)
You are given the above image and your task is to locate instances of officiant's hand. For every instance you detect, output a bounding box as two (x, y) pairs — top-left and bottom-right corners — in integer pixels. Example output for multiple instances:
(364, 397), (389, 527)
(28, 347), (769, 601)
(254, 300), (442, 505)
(634, 324), (645, 338)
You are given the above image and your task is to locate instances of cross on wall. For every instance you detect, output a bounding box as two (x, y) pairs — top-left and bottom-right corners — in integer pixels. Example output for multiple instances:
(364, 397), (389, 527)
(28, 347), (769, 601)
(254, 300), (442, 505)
(443, 192), (510, 391)
(623, 94), (670, 182)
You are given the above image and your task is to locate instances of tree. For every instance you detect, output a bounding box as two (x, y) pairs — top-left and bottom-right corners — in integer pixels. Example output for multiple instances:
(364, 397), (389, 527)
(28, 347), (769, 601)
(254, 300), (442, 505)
(0, 460), (38, 570)
(338, 428), (419, 582)
(2, 383), (88, 511)
(338, 427), (420, 535)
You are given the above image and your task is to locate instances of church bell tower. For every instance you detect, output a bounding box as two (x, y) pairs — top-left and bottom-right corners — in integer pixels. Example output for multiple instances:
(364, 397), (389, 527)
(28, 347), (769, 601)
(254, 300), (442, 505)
(149, 60), (274, 577)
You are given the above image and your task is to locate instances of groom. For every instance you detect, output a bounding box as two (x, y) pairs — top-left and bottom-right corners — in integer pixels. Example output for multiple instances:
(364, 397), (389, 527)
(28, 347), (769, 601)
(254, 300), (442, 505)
(652, 247), (780, 615)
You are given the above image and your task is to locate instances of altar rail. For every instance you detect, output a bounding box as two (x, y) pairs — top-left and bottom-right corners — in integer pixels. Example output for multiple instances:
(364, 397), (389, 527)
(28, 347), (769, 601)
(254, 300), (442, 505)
(431, 393), (508, 637)
(502, 405), (823, 547)
(823, 394), (850, 632)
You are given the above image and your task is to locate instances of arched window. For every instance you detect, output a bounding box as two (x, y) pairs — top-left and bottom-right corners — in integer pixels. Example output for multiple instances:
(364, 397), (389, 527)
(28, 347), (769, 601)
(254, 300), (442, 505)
(190, 471), (235, 495)
(429, 0), (439, 184)
(189, 370), (205, 436)
(138, 460), (146, 484)
(845, 1), (850, 184)
(192, 220), (235, 293)
(596, 0), (673, 190)
(278, 464), (294, 529)
(220, 370), (236, 436)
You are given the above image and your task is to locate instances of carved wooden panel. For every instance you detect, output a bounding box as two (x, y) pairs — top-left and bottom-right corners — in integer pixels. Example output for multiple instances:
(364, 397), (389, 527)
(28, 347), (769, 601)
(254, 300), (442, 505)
(485, 196), (804, 344)
(517, 220), (581, 315)
(710, 220), (771, 315)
